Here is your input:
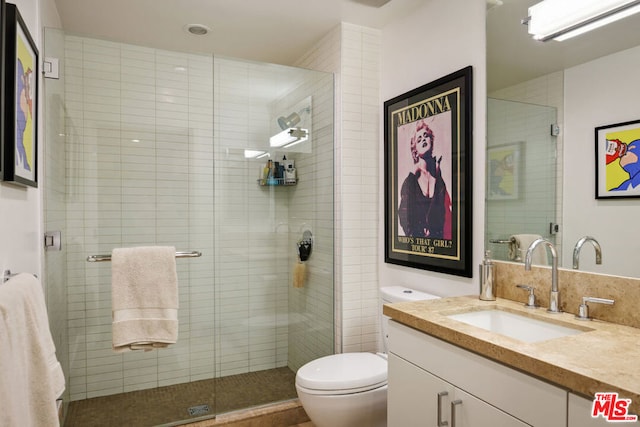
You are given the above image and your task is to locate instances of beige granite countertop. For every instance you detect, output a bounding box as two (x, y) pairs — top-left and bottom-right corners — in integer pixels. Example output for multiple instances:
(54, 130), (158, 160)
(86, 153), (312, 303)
(383, 295), (640, 414)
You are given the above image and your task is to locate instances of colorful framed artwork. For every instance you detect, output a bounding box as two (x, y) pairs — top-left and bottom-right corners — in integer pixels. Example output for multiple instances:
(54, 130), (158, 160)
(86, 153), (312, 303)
(487, 142), (522, 201)
(595, 119), (640, 199)
(2, 3), (38, 187)
(383, 66), (473, 278)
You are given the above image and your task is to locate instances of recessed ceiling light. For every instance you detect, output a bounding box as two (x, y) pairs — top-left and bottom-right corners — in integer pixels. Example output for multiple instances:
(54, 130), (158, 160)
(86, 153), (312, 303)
(184, 24), (211, 36)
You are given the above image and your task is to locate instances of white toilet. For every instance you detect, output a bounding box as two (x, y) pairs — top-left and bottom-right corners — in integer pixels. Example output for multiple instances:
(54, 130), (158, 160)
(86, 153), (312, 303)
(295, 286), (440, 427)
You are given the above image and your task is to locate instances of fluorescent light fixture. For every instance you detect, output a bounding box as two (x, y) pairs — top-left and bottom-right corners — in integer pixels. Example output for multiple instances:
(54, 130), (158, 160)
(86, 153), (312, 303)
(269, 128), (308, 148)
(526, 0), (640, 42)
(244, 150), (269, 159)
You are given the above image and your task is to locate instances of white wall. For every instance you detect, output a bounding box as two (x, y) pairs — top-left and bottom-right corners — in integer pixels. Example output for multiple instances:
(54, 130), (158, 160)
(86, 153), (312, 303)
(296, 23), (383, 353)
(0, 1), (41, 282)
(564, 44), (640, 277)
(0, 0), (60, 281)
(40, 0), (60, 27)
(379, 0), (486, 297)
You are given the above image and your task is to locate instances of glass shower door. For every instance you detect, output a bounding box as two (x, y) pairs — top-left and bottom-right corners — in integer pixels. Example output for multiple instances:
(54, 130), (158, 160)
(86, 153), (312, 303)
(485, 98), (558, 262)
(211, 56), (335, 415)
(43, 29), (219, 425)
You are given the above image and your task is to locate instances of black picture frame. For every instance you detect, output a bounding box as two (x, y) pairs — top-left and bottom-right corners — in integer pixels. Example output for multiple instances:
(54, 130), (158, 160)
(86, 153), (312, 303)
(2, 3), (38, 187)
(384, 66), (473, 278)
(595, 119), (640, 199)
(0, 0), (5, 181)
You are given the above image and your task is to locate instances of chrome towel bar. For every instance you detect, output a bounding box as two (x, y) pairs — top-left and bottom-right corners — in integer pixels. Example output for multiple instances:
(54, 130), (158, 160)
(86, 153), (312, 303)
(86, 250), (202, 262)
(490, 238), (515, 244)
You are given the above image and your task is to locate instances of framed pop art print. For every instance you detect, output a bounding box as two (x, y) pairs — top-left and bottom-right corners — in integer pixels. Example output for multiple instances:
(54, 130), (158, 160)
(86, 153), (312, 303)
(595, 119), (640, 199)
(2, 3), (38, 187)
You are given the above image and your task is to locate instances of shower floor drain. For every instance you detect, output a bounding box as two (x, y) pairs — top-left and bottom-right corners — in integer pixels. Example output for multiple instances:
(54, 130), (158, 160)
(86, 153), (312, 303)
(187, 404), (210, 416)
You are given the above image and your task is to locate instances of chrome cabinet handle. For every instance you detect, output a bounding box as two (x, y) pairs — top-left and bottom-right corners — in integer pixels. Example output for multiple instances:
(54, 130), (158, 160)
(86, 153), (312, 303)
(437, 391), (449, 426)
(451, 399), (463, 427)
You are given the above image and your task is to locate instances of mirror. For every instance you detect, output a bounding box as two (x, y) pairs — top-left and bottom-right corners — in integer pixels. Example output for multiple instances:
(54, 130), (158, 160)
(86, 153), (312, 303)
(486, 0), (640, 277)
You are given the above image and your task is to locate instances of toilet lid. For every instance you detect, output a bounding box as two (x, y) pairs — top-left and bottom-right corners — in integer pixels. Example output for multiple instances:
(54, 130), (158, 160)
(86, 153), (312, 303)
(296, 352), (387, 392)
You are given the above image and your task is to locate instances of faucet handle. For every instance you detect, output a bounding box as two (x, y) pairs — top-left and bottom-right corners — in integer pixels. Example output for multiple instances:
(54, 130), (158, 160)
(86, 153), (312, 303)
(576, 296), (614, 320)
(516, 284), (537, 308)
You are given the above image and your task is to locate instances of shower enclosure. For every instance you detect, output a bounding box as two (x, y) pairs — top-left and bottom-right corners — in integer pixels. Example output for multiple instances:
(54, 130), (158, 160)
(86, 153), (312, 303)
(43, 29), (334, 426)
(485, 98), (558, 261)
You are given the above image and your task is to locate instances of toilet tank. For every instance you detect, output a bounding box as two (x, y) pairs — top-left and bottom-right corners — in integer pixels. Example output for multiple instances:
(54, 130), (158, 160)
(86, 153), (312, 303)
(380, 286), (440, 353)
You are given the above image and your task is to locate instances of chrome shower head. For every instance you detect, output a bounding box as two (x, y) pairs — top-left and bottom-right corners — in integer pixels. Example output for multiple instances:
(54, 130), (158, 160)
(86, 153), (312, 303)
(277, 112), (301, 130)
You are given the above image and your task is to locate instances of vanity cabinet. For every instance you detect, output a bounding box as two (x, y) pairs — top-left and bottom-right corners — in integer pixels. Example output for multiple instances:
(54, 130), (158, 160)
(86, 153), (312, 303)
(388, 320), (567, 427)
(567, 393), (633, 426)
(389, 353), (527, 426)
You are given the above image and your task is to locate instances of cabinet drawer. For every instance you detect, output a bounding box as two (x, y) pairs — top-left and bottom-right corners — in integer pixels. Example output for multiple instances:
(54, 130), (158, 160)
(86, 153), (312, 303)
(389, 320), (566, 427)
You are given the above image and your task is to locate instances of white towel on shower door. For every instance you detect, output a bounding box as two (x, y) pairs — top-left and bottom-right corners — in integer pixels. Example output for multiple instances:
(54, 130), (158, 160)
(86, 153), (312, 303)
(111, 246), (179, 352)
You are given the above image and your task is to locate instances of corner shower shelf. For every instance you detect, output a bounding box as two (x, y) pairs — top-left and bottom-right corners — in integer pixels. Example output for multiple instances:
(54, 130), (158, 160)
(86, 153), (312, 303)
(257, 178), (298, 186)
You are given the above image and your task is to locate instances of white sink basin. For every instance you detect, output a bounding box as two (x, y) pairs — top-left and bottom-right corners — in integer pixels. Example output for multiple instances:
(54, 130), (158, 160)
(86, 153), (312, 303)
(447, 309), (585, 343)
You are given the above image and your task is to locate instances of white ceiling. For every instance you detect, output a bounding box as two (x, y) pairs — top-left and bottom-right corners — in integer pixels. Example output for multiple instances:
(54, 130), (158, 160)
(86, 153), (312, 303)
(53, 0), (425, 66)
(52, 0), (640, 93)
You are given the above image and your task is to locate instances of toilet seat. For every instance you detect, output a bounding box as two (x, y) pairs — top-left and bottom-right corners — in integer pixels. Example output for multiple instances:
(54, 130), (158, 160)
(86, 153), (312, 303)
(296, 352), (387, 394)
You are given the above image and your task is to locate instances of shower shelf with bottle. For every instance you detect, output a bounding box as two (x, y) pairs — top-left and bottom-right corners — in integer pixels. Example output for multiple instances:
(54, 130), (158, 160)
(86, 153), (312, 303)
(258, 178), (297, 186)
(258, 157), (297, 187)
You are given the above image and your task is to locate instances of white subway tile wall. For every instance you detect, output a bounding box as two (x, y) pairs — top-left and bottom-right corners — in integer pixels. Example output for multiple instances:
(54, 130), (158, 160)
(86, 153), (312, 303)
(62, 35), (334, 400)
(297, 23), (382, 354)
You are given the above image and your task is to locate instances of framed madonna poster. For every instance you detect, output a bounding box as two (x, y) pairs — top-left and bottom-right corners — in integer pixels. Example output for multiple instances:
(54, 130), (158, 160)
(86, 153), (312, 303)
(383, 66), (473, 278)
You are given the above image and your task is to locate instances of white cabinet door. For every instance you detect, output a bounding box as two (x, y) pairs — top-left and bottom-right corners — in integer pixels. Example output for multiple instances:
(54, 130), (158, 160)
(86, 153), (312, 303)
(389, 353), (527, 427)
(451, 387), (528, 427)
(568, 393), (639, 426)
(388, 353), (453, 427)
(388, 320), (566, 427)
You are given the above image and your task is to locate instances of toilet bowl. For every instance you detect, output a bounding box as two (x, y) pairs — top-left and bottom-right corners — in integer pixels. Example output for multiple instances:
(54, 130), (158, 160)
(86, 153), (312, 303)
(295, 286), (440, 427)
(296, 352), (388, 427)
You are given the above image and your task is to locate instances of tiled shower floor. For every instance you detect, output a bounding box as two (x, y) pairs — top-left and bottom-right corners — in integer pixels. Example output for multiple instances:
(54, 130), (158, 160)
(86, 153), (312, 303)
(64, 367), (298, 426)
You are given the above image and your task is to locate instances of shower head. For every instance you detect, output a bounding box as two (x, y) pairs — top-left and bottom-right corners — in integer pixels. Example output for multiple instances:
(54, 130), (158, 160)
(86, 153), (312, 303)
(277, 112), (301, 130)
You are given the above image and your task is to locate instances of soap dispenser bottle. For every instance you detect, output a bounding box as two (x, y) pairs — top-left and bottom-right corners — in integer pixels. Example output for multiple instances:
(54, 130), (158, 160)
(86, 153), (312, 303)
(479, 250), (496, 301)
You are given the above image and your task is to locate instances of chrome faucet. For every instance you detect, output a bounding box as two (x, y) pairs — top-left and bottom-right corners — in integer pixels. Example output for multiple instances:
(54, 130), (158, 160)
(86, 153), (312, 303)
(524, 238), (561, 313)
(572, 236), (602, 269)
